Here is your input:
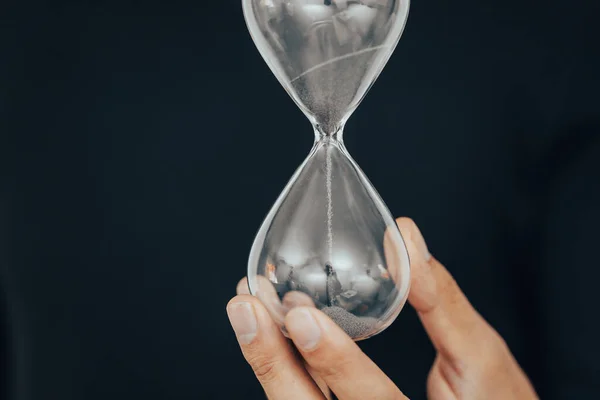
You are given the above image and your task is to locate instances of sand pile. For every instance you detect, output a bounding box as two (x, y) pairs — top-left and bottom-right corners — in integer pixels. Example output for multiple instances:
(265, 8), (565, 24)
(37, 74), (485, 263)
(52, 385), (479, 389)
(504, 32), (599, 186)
(321, 306), (379, 338)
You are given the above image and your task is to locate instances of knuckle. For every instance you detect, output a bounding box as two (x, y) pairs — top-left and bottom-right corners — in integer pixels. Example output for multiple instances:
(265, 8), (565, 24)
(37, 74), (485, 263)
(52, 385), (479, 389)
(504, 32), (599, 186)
(437, 273), (462, 305)
(437, 272), (474, 318)
(476, 328), (512, 374)
(247, 353), (281, 384)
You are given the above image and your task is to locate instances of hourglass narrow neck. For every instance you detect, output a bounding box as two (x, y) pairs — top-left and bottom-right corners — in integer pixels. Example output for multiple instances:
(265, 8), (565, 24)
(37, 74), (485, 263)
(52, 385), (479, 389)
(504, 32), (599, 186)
(314, 124), (344, 144)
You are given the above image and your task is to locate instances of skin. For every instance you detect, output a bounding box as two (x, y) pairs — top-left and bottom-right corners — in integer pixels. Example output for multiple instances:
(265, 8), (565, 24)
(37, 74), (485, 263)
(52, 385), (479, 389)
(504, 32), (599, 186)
(226, 217), (539, 399)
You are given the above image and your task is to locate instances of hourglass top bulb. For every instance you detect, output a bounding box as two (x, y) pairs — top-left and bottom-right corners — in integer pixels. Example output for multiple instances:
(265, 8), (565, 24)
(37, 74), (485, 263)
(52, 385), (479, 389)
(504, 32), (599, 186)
(243, 0), (410, 135)
(243, 0), (411, 341)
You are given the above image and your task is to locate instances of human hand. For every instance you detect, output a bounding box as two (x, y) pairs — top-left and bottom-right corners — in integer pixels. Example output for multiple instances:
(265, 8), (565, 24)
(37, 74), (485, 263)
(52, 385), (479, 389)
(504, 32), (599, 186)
(226, 218), (538, 399)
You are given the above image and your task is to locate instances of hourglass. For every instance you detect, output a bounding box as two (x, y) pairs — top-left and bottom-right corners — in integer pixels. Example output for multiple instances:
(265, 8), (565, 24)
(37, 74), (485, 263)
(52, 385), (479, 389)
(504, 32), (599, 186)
(243, 0), (411, 340)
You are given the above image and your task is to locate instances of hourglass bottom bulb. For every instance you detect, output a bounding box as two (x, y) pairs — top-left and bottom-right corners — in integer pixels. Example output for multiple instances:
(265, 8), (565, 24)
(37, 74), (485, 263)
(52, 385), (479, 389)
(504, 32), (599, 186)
(247, 138), (411, 340)
(253, 257), (403, 340)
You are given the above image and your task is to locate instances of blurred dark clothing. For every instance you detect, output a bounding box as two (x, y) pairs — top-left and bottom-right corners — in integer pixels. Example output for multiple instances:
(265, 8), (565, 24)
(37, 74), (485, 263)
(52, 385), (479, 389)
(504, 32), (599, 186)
(0, 0), (599, 399)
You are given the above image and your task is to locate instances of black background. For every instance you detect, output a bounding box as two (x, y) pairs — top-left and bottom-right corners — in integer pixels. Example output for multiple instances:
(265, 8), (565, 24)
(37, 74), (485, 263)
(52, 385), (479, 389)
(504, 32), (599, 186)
(1, 0), (599, 399)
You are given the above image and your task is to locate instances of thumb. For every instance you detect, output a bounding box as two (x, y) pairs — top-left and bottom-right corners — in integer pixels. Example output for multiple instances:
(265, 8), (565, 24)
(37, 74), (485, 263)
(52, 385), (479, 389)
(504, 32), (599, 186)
(397, 217), (502, 363)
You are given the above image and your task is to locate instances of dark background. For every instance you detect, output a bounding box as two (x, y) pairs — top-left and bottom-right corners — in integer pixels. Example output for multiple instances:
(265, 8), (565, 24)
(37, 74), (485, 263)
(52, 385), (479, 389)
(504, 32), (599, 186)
(1, 0), (599, 399)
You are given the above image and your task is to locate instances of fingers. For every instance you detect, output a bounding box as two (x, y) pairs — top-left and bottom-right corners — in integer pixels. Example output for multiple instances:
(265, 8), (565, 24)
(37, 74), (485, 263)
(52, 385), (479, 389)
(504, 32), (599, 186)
(237, 276), (317, 318)
(236, 278), (250, 295)
(285, 307), (408, 400)
(396, 217), (502, 363)
(282, 290), (316, 308)
(227, 294), (326, 400)
(238, 277), (316, 308)
(237, 278), (331, 399)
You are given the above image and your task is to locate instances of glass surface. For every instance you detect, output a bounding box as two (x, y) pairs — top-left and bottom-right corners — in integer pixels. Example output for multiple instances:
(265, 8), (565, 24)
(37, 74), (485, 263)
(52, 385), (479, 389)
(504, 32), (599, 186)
(243, 0), (411, 340)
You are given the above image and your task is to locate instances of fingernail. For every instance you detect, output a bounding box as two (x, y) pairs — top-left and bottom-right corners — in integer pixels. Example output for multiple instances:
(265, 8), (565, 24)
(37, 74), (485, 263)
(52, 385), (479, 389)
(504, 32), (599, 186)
(227, 302), (257, 345)
(412, 225), (431, 261)
(286, 308), (321, 351)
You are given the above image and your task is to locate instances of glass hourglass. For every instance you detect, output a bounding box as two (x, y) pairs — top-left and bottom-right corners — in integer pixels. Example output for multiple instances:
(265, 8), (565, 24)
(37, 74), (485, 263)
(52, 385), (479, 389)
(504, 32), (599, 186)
(243, 0), (411, 341)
